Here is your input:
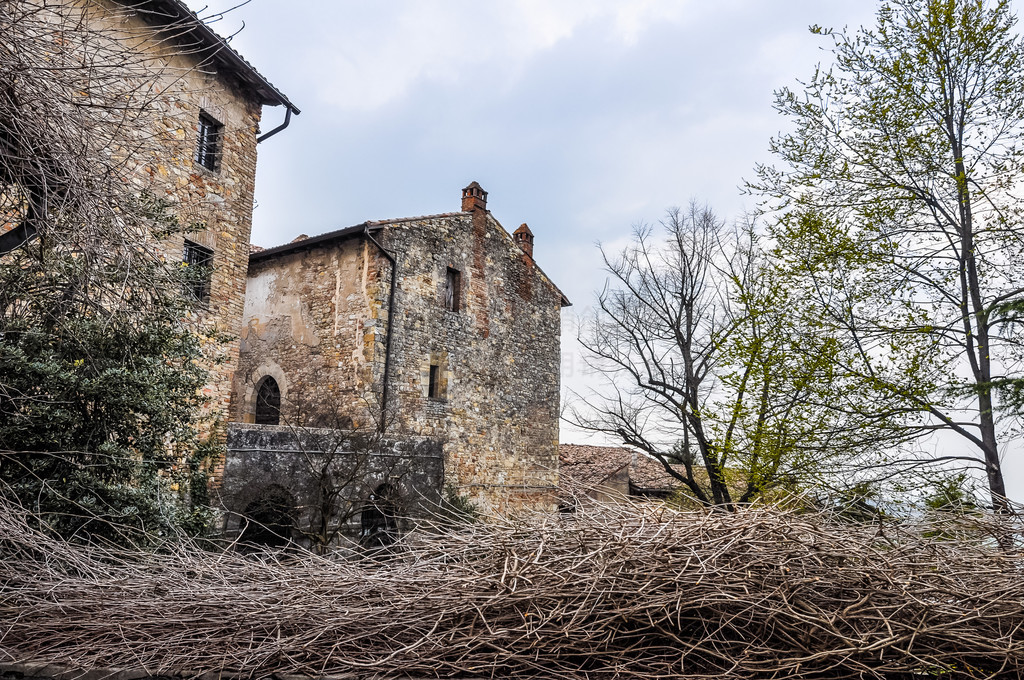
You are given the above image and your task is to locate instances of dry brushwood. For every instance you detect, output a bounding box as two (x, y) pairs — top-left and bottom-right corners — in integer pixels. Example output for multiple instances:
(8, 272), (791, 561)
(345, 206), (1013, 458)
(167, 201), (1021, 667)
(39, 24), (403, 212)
(1, 0), (223, 303)
(0, 497), (1022, 679)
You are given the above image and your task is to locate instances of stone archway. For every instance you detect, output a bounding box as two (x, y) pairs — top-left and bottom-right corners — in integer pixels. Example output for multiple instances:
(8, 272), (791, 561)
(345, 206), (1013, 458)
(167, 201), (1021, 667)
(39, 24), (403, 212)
(239, 483), (296, 549)
(243, 361), (288, 424)
(360, 483), (400, 549)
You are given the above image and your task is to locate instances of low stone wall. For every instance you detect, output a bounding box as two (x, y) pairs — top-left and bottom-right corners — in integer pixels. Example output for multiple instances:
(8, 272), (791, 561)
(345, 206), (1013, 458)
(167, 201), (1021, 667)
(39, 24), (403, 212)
(215, 423), (444, 548)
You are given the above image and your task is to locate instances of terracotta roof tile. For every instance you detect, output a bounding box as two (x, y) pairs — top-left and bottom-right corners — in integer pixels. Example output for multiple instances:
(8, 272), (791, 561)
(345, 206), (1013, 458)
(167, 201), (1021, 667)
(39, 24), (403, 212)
(128, 0), (297, 110)
(559, 444), (631, 490)
(629, 454), (684, 491)
(559, 444), (685, 493)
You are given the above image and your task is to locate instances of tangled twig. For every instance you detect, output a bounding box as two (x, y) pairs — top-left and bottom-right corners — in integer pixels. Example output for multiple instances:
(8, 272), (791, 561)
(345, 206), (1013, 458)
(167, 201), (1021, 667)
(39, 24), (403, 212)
(1, 498), (1022, 679)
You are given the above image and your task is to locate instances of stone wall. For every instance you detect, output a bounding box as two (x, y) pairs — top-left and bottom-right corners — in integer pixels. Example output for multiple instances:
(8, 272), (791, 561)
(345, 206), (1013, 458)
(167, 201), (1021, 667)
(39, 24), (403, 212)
(219, 423), (443, 546)
(232, 185), (567, 515)
(5, 1), (269, 432)
(82, 1), (269, 440)
(129, 26), (263, 426)
(233, 236), (380, 427)
(377, 203), (565, 514)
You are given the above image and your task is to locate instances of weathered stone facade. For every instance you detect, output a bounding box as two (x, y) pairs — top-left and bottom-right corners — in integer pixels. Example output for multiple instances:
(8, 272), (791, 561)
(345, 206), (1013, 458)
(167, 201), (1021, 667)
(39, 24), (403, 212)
(40, 1), (298, 428)
(232, 184), (569, 514)
(108, 0), (296, 423)
(218, 424), (443, 547)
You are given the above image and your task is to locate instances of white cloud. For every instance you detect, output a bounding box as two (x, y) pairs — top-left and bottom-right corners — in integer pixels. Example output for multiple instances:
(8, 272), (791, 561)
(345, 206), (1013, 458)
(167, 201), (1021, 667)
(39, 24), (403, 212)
(293, 1), (699, 112)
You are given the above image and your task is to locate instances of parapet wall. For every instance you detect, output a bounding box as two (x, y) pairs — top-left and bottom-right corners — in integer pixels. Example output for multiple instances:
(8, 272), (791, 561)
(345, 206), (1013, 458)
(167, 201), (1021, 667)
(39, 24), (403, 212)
(216, 423), (444, 547)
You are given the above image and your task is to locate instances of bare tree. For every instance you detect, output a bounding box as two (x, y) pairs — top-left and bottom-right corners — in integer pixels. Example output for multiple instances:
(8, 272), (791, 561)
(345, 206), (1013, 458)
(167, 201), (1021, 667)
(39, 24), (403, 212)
(571, 204), (892, 509)
(0, 0), (213, 258)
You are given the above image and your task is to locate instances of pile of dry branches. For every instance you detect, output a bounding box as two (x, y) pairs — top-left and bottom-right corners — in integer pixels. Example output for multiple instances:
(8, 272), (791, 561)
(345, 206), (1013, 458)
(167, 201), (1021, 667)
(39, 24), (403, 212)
(1, 498), (1022, 679)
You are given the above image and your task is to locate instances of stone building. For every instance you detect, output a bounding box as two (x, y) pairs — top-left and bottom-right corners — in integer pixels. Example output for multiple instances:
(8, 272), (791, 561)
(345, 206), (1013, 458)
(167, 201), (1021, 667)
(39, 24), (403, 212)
(229, 183), (569, 516)
(1, 0), (297, 418)
(114, 0), (299, 418)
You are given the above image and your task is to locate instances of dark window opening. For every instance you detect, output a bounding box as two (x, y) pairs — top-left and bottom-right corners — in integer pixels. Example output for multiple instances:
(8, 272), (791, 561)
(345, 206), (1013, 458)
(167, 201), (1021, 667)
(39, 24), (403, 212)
(255, 376), (281, 425)
(239, 484), (295, 550)
(360, 483), (399, 549)
(428, 364), (440, 399)
(444, 267), (461, 312)
(0, 182), (31, 254)
(183, 240), (213, 303)
(194, 111), (223, 171)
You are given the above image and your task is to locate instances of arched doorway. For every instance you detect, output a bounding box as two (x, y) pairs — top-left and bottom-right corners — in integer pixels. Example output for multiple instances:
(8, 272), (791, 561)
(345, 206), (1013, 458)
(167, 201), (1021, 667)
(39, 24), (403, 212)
(360, 483), (400, 549)
(254, 376), (281, 425)
(239, 484), (296, 549)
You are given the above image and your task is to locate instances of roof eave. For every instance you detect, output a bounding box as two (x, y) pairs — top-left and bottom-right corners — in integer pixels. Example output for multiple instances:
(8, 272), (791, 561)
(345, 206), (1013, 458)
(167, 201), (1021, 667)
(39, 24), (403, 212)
(249, 223), (381, 263)
(121, 0), (299, 112)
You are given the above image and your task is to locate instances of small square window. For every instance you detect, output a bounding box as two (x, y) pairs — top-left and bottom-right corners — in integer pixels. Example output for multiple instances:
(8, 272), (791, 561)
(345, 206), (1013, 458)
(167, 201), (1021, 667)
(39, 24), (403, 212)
(444, 267), (461, 312)
(183, 239), (214, 303)
(194, 111), (223, 171)
(428, 364), (440, 399)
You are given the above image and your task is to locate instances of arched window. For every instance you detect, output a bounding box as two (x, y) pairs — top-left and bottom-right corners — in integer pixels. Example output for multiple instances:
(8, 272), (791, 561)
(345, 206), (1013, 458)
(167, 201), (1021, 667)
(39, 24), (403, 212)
(254, 376), (281, 425)
(360, 483), (399, 549)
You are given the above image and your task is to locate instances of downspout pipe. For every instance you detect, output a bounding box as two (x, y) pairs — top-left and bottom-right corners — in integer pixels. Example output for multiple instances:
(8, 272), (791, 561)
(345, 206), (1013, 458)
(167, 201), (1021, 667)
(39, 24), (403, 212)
(257, 105), (298, 144)
(363, 225), (398, 433)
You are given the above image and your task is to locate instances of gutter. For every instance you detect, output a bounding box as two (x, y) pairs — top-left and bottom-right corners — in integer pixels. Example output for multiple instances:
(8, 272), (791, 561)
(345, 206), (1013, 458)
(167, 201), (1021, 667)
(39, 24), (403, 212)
(363, 226), (398, 433)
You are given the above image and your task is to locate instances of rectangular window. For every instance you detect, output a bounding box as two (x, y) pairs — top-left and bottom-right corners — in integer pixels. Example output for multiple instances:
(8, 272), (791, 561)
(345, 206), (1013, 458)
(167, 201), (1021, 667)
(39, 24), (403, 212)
(194, 111), (223, 171)
(444, 267), (461, 312)
(428, 364), (440, 399)
(183, 240), (214, 303)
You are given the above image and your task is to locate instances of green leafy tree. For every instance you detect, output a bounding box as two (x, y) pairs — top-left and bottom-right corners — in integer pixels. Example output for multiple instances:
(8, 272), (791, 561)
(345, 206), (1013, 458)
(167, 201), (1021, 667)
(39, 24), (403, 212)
(752, 0), (1024, 511)
(0, 245), (219, 546)
(708, 227), (898, 503)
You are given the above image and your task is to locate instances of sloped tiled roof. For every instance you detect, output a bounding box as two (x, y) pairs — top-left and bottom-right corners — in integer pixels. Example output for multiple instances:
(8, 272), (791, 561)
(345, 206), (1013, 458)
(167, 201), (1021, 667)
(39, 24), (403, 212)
(629, 452), (685, 491)
(559, 444), (631, 490)
(249, 223), (381, 263)
(559, 444), (686, 493)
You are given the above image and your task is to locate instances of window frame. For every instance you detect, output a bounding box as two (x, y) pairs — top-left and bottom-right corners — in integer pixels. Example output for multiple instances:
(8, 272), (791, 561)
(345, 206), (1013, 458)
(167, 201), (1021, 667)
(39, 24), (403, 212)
(194, 111), (223, 172)
(444, 267), (461, 312)
(428, 364), (441, 399)
(183, 239), (214, 304)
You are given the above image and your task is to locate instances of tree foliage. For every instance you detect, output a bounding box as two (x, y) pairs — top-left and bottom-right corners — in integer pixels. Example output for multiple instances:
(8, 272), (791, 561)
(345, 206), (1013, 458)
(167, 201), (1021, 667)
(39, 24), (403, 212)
(751, 0), (1024, 510)
(0, 0), (221, 544)
(0, 217), (220, 546)
(572, 204), (887, 509)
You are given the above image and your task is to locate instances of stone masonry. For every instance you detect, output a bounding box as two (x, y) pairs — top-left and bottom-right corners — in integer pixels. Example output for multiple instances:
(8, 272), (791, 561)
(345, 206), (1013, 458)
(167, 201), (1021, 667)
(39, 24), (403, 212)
(4, 0), (292, 430)
(100, 0), (297, 430)
(232, 183), (570, 514)
(8, 0), (292, 424)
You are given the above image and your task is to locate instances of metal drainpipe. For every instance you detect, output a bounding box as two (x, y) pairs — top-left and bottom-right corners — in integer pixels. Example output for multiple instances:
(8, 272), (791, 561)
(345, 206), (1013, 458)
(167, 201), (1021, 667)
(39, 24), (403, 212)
(363, 226), (398, 433)
(257, 105), (296, 144)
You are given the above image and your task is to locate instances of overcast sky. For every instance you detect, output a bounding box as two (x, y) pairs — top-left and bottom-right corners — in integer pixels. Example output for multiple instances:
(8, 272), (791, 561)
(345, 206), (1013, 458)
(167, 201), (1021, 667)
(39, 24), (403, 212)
(185, 0), (1024, 502)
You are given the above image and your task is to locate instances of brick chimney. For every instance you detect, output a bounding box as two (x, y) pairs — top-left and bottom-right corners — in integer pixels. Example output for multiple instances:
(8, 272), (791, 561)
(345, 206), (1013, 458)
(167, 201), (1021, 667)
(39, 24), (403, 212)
(513, 223), (534, 258)
(461, 181), (488, 212)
